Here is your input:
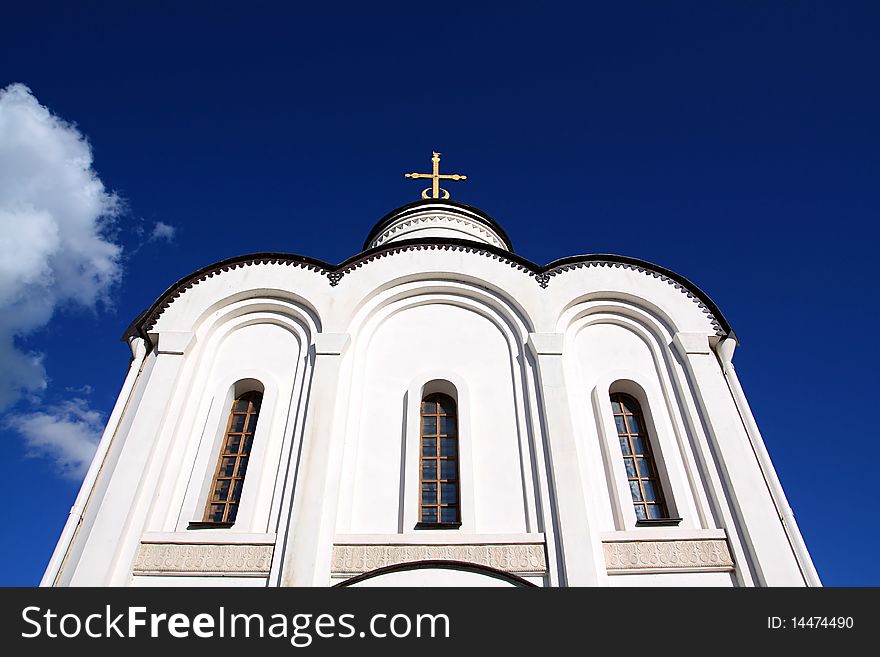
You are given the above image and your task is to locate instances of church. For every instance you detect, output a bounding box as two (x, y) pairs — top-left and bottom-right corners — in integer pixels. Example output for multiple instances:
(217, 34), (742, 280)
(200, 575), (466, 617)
(42, 154), (820, 587)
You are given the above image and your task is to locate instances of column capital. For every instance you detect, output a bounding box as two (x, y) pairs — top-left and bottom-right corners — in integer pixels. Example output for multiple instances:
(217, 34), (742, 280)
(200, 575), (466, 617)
(153, 331), (196, 356)
(672, 332), (711, 357)
(313, 333), (351, 356)
(527, 332), (564, 357)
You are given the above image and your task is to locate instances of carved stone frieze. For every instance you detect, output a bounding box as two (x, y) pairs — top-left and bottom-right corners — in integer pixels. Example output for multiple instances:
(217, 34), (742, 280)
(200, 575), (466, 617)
(603, 539), (734, 573)
(331, 543), (547, 575)
(133, 543), (273, 575)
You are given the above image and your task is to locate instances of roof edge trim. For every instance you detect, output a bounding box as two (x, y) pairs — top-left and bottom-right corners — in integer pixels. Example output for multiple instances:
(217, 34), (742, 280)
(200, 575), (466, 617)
(123, 239), (734, 343)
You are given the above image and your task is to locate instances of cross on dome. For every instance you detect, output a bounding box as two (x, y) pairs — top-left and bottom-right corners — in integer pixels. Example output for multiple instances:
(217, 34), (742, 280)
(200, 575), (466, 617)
(404, 152), (468, 200)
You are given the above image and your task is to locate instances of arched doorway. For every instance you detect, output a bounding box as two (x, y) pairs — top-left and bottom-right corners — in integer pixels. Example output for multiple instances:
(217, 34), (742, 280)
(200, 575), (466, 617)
(334, 560), (538, 587)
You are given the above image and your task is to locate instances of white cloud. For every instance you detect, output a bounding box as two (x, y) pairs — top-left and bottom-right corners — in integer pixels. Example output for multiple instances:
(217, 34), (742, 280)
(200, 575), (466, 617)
(4, 399), (103, 479)
(0, 83), (123, 477)
(149, 220), (176, 242)
(0, 83), (122, 410)
(64, 384), (94, 395)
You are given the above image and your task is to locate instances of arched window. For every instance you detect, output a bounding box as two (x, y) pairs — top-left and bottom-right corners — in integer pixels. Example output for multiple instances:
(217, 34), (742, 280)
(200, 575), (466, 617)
(203, 390), (262, 525)
(418, 393), (460, 527)
(611, 393), (669, 522)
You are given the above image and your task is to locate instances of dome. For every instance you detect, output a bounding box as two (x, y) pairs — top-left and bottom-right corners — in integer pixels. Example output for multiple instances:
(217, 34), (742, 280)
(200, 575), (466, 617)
(363, 199), (514, 252)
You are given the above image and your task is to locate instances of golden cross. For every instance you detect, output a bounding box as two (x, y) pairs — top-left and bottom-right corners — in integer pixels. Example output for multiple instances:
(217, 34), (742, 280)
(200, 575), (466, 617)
(405, 152), (468, 199)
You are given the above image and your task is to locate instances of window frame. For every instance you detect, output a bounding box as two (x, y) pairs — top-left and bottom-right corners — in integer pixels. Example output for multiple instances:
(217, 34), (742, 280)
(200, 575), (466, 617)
(192, 390), (263, 527)
(401, 375), (474, 533)
(416, 392), (461, 529)
(591, 377), (687, 530)
(183, 379), (269, 531)
(610, 393), (673, 524)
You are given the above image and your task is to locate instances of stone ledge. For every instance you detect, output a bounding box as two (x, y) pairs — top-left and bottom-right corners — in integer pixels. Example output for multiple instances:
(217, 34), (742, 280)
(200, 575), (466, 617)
(141, 531), (276, 545)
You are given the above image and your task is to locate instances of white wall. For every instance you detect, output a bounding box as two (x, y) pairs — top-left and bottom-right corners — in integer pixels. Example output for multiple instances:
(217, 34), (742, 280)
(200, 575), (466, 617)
(342, 301), (533, 535)
(568, 319), (706, 533)
(149, 318), (307, 535)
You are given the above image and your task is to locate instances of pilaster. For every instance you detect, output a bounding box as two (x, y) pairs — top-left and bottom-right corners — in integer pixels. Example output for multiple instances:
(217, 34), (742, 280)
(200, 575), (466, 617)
(527, 333), (602, 586)
(672, 332), (805, 585)
(280, 333), (351, 586)
(69, 337), (192, 585)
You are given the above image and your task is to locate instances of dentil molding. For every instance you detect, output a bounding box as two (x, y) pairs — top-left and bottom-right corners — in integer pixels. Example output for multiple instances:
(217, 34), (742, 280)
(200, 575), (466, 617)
(370, 214), (507, 250)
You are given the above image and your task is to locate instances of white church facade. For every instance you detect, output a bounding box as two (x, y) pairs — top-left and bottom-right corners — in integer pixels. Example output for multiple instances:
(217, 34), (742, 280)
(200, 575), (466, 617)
(42, 157), (820, 587)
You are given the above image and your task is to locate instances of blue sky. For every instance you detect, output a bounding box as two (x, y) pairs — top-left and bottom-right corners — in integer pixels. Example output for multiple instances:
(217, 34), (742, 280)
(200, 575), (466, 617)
(0, 2), (877, 586)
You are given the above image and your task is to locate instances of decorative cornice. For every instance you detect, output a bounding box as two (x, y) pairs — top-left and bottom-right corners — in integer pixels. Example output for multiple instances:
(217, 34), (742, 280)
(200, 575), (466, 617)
(331, 242), (533, 287)
(128, 239), (733, 340)
(363, 198), (515, 252)
(602, 538), (735, 574)
(370, 214), (507, 250)
(133, 542), (273, 576)
(331, 245), (725, 335)
(542, 260), (725, 335)
(331, 542), (547, 576)
(135, 255), (329, 334)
